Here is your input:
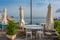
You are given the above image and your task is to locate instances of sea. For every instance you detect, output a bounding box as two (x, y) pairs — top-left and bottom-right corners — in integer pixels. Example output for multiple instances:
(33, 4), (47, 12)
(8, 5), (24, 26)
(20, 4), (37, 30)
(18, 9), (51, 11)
(12, 16), (46, 24)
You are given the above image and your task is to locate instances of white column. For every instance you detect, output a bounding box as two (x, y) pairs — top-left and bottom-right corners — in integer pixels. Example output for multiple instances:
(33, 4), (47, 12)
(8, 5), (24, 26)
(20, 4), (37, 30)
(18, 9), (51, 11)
(46, 4), (54, 30)
(19, 6), (25, 28)
(2, 8), (7, 25)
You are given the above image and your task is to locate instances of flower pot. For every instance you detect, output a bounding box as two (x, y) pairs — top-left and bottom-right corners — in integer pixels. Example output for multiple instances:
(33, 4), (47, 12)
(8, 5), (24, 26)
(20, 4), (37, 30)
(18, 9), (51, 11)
(6, 34), (16, 40)
(20, 30), (26, 35)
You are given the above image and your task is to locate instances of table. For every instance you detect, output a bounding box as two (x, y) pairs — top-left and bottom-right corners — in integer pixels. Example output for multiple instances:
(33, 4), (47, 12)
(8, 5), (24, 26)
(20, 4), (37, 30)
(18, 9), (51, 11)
(24, 25), (43, 40)
(24, 25), (43, 29)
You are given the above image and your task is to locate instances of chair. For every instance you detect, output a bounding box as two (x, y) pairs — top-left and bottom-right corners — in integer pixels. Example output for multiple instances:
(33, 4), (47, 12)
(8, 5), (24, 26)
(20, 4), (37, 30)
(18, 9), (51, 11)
(26, 29), (32, 40)
(36, 30), (44, 39)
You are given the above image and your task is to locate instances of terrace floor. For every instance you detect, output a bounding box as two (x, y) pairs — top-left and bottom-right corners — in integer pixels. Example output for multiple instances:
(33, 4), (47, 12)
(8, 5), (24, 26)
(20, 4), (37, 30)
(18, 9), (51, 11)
(0, 29), (58, 40)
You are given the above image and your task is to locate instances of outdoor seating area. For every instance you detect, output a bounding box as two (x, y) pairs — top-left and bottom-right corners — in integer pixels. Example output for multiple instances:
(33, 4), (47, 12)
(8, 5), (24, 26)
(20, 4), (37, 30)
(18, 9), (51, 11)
(0, 24), (58, 40)
(0, 0), (60, 40)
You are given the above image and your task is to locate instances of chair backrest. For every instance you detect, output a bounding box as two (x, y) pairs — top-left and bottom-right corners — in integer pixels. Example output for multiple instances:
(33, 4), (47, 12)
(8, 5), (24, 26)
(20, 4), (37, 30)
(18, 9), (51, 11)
(41, 23), (46, 27)
(26, 29), (31, 32)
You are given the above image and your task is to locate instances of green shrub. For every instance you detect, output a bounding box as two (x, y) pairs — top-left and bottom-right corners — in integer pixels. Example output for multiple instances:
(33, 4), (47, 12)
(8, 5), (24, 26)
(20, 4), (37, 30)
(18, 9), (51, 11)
(6, 20), (17, 35)
(54, 20), (60, 39)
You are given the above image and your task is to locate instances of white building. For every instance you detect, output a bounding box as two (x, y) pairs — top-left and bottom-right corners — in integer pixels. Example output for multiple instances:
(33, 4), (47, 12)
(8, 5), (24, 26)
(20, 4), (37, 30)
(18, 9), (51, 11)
(0, 11), (2, 23)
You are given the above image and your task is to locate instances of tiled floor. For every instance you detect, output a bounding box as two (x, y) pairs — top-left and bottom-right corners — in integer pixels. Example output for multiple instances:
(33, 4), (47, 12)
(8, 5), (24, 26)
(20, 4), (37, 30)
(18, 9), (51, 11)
(0, 30), (58, 40)
(0, 32), (54, 40)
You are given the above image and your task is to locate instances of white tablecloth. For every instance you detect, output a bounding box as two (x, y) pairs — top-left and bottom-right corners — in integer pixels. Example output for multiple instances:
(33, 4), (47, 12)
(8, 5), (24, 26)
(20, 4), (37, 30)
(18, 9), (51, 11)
(24, 25), (43, 29)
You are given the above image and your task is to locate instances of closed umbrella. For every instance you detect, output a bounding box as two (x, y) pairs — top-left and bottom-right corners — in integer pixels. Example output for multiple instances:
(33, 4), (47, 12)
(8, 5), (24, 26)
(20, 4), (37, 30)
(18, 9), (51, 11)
(46, 4), (54, 30)
(19, 6), (25, 29)
(2, 8), (7, 25)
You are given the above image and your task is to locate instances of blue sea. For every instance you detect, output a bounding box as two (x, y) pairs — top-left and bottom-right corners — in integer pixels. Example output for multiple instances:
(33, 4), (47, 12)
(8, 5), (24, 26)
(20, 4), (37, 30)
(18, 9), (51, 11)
(12, 17), (46, 24)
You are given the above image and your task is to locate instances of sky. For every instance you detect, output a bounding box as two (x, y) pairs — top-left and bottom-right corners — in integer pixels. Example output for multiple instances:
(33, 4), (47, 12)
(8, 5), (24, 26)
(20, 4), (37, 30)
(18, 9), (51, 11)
(0, 0), (60, 18)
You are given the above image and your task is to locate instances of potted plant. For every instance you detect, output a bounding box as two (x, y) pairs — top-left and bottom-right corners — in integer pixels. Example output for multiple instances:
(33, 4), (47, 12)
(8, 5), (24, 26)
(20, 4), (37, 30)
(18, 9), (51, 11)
(6, 20), (17, 40)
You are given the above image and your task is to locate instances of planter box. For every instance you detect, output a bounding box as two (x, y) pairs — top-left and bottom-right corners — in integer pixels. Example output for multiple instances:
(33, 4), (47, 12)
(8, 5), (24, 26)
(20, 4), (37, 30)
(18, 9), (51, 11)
(6, 34), (16, 40)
